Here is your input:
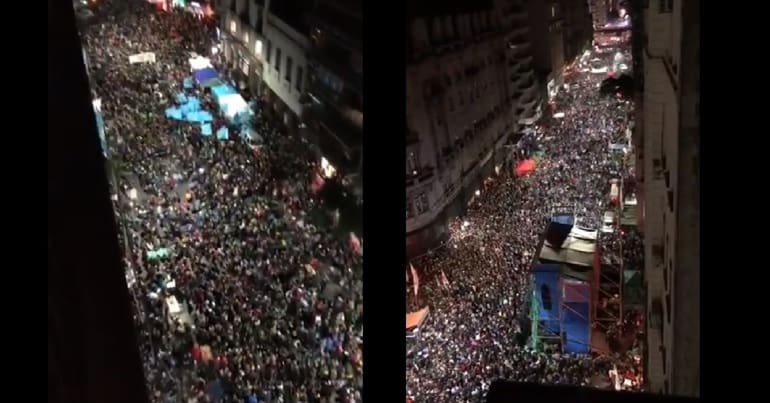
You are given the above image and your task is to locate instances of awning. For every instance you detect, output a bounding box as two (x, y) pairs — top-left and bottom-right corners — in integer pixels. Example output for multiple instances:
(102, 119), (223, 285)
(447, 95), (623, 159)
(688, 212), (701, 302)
(193, 67), (221, 87)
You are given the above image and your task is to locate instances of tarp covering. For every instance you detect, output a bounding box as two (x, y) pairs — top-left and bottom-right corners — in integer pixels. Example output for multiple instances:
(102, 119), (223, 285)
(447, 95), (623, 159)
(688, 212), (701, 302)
(533, 264), (561, 337)
(193, 67), (220, 87)
(539, 244), (595, 267)
(406, 307), (430, 330)
(515, 159), (537, 176)
(211, 84), (238, 101)
(563, 301), (590, 353)
(571, 227), (598, 241)
(218, 93), (249, 118)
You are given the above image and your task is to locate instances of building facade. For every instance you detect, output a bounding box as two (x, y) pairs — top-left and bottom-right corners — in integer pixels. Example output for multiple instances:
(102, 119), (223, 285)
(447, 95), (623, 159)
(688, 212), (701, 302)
(217, 0), (266, 97)
(525, 0), (566, 100)
(302, 0), (363, 185)
(636, 0), (700, 397)
(560, 0), (593, 65)
(405, 0), (541, 257)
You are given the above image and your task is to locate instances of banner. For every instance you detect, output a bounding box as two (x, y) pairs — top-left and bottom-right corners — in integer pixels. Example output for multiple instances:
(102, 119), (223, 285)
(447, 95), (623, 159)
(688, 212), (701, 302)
(129, 52), (157, 64)
(410, 264), (419, 296)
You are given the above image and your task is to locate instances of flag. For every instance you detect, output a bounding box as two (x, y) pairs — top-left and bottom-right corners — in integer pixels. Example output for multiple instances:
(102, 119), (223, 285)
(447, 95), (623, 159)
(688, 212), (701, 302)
(441, 270), (450, 289)
(410, 264), (419, 296)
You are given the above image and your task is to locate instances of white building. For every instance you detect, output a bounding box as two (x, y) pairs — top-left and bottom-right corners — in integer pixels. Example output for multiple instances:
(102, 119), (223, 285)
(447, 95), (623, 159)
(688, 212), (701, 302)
(405, 0), (540, 257)
(637, 0), (700, 397)
(261, 0), (310, 128)
(216, 0), (267, 96)
(216, 0), (309, 129)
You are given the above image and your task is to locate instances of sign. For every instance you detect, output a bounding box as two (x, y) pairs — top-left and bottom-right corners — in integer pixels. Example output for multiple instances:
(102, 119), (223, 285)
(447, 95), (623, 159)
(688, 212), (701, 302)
(129, 52), (157, 64)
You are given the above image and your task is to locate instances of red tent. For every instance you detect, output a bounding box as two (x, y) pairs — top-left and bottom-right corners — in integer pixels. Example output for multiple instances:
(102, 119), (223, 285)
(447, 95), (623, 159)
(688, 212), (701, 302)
(515, 159), (536, 176)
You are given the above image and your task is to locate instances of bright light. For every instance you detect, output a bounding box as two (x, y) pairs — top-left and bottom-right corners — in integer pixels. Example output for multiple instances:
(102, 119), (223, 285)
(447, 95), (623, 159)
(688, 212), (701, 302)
(230, 21), (236, 34)
(321, 157), (337, 178)
(198, 167), (205, 174)
(211, 46), (219, 55)
(128, 188), (138, 200)
(553, 112), (565, 119)
(475, 190), (481, 196)
(255, 40), (263, 56)
(462, 221), (470, 228)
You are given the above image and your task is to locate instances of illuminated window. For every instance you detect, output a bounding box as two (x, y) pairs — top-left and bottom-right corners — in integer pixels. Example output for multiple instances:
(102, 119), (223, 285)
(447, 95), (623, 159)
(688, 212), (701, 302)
(230, 20), (236, 34)
(254, 40), (263, 56)
(243, 32), (249, 44)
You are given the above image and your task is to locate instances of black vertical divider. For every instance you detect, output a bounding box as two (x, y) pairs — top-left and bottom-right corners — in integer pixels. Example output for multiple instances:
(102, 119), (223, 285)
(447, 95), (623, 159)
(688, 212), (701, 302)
(48, 0), (149, 402)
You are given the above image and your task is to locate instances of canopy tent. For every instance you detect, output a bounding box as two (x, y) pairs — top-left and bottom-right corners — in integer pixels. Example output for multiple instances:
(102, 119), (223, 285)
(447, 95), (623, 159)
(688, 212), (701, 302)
(218, 93), (249, 119)
(515, 159), (537, 176)
(539, 244), (595, 267)
(211, 84), (238, 102)
(406, 307), (430, 330)
(193, 67), (221, 87)
(189, 56), (212, 71)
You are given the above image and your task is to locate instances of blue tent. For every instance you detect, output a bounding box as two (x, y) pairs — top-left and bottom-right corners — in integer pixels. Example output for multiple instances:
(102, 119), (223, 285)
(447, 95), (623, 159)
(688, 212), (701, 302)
(211, 84), (237, 101)
(193, 67), (220, 87)
(216, 127), (229, 140)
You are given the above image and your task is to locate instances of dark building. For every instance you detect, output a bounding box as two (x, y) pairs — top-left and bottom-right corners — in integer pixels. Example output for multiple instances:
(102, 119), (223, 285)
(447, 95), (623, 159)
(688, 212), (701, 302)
(560, 0), (593, 64)
(525, 0), (566, 100)
(302, 0), (363, 191)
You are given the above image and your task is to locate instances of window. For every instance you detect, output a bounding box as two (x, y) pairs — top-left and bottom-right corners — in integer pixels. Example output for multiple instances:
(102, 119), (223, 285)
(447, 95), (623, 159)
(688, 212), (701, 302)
(295, 67), (303, 91)
(243, 32), (249, 44)
(266, 40), (272, 64)
(406, 198), (414, 218)
(659, 0), (673, 13)
(541, 285), (552, 310)
(285, 57), (293, 82)
(551, 5), (556, 18)
(275, 48), (282, 73)
(230, 20), (237, 34)
(254, 40), (263, 56)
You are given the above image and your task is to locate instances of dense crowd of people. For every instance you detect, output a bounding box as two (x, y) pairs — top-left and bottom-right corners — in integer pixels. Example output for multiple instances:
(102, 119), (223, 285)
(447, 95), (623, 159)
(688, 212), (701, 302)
(406, 47), (644, 401)
(82, 2), (362, 402)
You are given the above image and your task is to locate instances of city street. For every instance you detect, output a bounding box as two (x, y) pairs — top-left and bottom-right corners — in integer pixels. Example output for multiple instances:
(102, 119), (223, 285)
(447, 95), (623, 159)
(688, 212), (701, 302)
(406, 43), (642, 400)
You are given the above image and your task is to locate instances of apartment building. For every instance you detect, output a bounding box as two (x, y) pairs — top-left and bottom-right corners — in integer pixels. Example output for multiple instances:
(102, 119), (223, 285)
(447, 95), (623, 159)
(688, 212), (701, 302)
(635, 0), (700, 397)
(405, 0), (540, 257)
(217, 0), (267, 97)
(560, 0), (593, 64)
(302, 0), (363, 183)
(525, 0), (566, 100)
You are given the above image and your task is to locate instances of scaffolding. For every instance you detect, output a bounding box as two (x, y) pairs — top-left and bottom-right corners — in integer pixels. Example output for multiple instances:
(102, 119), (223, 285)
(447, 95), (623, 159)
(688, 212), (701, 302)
(529, 214), (596, 354)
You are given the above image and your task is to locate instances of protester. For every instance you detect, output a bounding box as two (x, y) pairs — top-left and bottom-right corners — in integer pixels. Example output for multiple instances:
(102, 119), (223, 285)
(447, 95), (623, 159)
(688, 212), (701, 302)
(82, 2), (363, 402)
(406, 46), (644, 401)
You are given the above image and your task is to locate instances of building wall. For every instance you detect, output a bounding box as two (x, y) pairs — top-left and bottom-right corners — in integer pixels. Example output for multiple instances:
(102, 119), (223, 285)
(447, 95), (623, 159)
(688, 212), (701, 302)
(406, 0), (537, 256)
(262, 11), (310, 122)
(641, 0), (699, 397)
(218, 0), (266, 96)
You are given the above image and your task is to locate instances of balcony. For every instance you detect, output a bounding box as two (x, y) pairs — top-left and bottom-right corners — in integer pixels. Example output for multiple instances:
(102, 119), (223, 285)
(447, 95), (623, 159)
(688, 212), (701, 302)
(521, 77), (538, 96)
(511, 74), (527, 90)
(516, 70), (534, 88)
(508, 58), (525, 73)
